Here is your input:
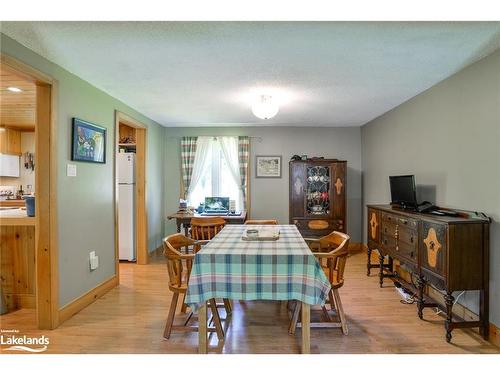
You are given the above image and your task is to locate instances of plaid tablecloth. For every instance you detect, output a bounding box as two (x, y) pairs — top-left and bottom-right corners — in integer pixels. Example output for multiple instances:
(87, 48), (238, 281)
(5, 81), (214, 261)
(185, 224), (331, 311)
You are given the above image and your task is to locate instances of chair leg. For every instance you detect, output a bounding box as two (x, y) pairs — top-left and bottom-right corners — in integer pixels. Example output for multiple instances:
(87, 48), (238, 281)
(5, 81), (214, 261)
(180, 293), (188, 313)
(328, 289), (336, 311)
(288, 301), (301, 335)
(209, 298), (225, 340)
(333, 289), (348, 335)
(163, 292), (179, 339)
(223, 298), (232, 315)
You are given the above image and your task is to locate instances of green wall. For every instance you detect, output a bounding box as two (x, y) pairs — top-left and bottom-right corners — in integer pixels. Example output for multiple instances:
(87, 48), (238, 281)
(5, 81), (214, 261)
(361, 48), (500, 326)
(164, 126), (363, 242)
(1, 33), (166, 307)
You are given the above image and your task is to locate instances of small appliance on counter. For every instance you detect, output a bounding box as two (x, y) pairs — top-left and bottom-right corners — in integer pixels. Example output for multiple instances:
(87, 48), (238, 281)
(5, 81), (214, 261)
(0, 186), (17, 200)
(24, 196), (35, 217)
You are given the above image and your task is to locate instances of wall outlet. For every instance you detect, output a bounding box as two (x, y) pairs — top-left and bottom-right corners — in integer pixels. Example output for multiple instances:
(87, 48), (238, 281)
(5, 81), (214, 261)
(89, 251), (99, 271)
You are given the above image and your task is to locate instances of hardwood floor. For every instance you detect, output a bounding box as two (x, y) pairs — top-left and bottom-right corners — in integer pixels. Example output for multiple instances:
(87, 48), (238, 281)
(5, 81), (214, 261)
(1, 251), (498, 354)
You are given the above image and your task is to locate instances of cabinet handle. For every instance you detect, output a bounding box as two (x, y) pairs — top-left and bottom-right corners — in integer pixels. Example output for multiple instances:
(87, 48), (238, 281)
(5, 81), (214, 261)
(410, 236), (414, 243)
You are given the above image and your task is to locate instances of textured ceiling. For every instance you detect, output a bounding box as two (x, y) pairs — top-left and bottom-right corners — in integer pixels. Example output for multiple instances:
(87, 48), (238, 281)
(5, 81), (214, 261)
(2, 22), (500, 127)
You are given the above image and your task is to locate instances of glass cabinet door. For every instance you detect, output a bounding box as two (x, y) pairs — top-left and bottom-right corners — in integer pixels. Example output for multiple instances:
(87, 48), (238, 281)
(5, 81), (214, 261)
(305, 164), (331, 216)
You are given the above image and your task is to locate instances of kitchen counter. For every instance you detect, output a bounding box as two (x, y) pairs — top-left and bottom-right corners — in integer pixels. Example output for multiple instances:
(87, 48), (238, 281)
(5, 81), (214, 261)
(0, 208), (35, 226)
(0, 199), (26, 208)
(0, 210), (36, 312)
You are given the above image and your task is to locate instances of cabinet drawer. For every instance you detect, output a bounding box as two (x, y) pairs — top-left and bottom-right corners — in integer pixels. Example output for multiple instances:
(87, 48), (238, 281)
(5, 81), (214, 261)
(398, 241), (417, 261)
(397, 217), (418, 229)
(398, 227), (417, 248)
(381, 234), (396, 251)
(381, 221), (398, 238)
(381, 212), (399, 224)
(294, 219), (344, 237)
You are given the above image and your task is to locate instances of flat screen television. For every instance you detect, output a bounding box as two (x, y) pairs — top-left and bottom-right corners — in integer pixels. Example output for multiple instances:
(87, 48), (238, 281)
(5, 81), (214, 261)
(389, 175), (418, 208)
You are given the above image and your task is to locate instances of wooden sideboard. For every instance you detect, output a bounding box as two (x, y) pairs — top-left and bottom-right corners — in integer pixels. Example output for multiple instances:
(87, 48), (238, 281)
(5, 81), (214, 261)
(366, 204), (490, 343)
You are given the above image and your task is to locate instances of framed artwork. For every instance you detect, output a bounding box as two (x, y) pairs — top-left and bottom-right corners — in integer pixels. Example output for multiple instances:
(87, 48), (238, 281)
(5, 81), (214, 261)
(255, 155), (282, 178)
(71, 118), (106, 163)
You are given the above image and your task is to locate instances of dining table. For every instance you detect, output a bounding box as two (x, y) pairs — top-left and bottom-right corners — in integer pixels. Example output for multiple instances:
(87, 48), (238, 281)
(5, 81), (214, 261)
(185, 224), (331, 354)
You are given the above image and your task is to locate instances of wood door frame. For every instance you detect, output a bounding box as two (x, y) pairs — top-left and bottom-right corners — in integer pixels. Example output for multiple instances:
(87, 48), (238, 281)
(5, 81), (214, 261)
(114, 111), (148, 275)
(1, 53), (59, 329)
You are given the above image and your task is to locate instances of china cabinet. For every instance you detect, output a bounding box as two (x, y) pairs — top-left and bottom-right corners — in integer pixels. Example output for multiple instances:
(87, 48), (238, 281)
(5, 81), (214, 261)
(289, 159), (347, 237)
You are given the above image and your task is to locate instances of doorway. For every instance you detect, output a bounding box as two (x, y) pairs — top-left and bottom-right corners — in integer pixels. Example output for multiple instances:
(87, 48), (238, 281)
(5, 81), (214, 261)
(0, 54), (58, 329)
(114, 111), (148, 278)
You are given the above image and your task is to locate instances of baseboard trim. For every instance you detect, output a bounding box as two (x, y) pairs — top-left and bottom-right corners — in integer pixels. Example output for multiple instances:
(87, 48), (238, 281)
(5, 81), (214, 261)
(58, 275), (118, 324)
(348, 242), (366, 254)
(490, 323), (500, 348)
(149, 245), (163, 257)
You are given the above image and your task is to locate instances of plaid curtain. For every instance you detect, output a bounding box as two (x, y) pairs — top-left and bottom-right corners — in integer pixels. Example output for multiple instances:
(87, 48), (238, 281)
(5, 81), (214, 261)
(180, 136), (197, 198)
(238, 136), (250, 208)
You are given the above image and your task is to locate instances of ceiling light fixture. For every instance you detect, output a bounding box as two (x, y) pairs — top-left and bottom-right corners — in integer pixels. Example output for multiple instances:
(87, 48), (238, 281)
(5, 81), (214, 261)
(252, 95), (279, 120)
(7, 87), (22, 93)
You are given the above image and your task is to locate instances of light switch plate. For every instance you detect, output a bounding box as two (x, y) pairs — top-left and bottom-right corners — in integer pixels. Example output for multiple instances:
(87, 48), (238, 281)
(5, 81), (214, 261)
(89, 251), (98, 271)
(67, 164), (77, 177)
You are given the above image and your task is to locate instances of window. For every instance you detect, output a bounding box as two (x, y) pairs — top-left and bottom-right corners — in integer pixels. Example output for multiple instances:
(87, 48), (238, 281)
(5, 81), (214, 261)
(187, 137), (242, 211)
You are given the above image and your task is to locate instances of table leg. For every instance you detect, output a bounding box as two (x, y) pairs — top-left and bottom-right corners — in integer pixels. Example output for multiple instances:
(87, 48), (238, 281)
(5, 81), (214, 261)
(184, 223), (189, 237)
(198, 302), (207, 354)
(175, 219), (181, 233)
(301, 302), (310, 354)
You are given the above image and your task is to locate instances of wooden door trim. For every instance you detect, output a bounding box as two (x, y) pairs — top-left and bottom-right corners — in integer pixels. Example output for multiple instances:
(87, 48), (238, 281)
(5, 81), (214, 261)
(114, 111), (149, 273)
(1, 53), (59, 329)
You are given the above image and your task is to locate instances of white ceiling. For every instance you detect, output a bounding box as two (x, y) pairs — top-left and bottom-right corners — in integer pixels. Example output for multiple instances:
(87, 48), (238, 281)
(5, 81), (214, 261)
(2, 22), (500, 127)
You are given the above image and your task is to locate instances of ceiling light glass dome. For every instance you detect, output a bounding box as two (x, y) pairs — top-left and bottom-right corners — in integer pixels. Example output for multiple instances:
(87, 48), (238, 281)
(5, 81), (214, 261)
(252, 95), (279, 120)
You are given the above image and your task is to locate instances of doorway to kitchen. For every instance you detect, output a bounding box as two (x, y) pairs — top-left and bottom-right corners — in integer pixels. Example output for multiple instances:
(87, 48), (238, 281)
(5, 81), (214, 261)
(114, 111), (148, 280)
(0, 54), (58, 329)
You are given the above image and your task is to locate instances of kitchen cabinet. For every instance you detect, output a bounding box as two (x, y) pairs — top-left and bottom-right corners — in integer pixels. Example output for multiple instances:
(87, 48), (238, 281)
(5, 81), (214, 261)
(0, 154), (20, 177)
(0, 128), (22, 155)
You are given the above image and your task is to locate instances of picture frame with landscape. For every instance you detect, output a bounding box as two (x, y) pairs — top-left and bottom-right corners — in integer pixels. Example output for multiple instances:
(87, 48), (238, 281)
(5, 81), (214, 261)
(255, 155), (282, 178)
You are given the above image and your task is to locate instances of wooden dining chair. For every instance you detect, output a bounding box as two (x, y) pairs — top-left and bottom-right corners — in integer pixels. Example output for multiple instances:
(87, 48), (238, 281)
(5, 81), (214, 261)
(289, 231), (350, 335)
(162, 233), (224, 340)
(190, 217), (226, 240)
(189, 217), (232, 314)
(244, 219), (279, 225)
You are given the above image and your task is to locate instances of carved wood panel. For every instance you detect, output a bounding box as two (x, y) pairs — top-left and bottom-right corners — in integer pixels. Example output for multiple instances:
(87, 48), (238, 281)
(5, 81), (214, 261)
(420, 222), (446, 277)
(370, 211), (378, 240)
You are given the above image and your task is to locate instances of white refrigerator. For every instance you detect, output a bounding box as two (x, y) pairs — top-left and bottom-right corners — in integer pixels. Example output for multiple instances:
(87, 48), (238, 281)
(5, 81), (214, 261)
(118, 153), (136, 261)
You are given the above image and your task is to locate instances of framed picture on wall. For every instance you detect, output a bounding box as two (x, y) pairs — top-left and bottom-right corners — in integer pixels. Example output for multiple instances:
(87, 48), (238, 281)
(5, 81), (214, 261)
(71, 118), (106, 163)
(255, 155), (282, 178)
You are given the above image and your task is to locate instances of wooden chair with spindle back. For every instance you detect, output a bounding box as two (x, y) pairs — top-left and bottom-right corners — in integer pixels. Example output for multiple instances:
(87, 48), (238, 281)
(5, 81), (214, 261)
(190, 217), (226, 240)
(189, 217), (232, 313)
(289, 231), (350, 335)
(162, 233), (224, 340)
(244, 219), (279, 225)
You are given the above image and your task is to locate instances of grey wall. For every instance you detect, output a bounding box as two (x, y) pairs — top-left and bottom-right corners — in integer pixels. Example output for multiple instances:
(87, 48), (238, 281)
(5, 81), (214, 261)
(1, 34), (166, 307)
(361, 49), (500, 326)
(164, 126), (363, 242)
